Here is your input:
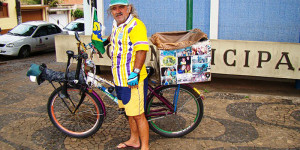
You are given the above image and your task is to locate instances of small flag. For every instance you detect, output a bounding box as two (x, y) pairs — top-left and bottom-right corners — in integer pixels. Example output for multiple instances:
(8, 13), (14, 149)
(91, 8), (105, 54)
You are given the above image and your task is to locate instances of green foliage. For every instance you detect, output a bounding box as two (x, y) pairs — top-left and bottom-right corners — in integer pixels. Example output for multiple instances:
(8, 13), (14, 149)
(49, 0), (59, 7)
(72, 9), (84, 18)
(21, 0), (41, 5)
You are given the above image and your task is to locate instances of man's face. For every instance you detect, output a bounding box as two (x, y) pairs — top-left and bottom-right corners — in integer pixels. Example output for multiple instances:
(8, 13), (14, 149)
(110, 5), (131, 25)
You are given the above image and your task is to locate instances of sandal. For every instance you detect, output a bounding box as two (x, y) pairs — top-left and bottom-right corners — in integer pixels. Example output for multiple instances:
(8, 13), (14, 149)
(117, 143), (140, 149)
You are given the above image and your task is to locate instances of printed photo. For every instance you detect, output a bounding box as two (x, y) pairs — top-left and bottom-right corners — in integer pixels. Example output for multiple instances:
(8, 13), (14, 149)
(161, 67), (177, 85)
(192, 40), (211, 56)
(192, 63), (208, 74)
(177, 74), (193, 84)
(178, 56), (191, 74)
(178, 64), (192, 74)
(160, 50), (176, 57)
(160, 50), (177, 67)
(177, 47), (192, 57)
(161, 55), (177, 67)
(192, 55), (208, 64)
(178, 56), (191, 66)
(192, 72), (211, 82)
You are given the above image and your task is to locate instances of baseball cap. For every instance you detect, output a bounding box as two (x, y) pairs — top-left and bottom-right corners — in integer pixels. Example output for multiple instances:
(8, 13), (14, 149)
(110, 0), (129, 6)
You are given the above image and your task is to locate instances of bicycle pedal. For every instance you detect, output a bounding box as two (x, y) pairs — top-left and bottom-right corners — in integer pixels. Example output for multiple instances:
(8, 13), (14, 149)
(118, 108), (125, 115)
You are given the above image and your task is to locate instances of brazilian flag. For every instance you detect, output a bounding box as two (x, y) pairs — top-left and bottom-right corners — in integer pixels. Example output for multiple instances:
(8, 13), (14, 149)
(91, 9), (105, 54)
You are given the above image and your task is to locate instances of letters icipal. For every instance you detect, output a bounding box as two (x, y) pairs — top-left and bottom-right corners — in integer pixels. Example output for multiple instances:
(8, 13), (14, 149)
(211, 49), (298, 71)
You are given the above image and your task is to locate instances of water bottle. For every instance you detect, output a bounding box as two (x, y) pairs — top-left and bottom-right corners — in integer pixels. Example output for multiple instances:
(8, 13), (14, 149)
(108, 87), (118, 103)
(108, 87), (117, 97)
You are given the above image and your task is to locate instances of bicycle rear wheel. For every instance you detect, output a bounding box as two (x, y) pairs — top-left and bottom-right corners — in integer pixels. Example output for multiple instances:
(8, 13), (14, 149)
(47, 86), (104, 138)
(146, 84), (203, 138)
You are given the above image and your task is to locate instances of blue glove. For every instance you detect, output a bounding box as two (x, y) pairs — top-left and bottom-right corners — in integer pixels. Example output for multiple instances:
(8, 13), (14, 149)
(127, 72), (139, 86)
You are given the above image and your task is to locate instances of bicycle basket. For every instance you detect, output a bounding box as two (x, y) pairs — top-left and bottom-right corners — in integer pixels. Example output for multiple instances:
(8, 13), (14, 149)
(150, 28), (207, 50)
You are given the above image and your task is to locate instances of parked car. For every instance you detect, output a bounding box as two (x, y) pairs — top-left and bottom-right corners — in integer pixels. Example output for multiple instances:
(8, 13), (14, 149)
(63, 18), (84, 35)
(0, 21), (62, 58)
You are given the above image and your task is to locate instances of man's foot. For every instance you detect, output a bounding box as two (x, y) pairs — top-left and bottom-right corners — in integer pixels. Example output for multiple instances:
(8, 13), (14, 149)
(117, 142), (140, 149)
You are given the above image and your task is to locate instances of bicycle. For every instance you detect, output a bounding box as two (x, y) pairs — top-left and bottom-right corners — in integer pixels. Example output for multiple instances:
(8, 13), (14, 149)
(28, 32), (204, 138)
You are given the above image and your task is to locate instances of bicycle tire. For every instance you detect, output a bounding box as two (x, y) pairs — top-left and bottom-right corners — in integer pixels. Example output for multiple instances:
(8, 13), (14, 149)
(146, 84), (203, 138)
(47, 86), (104, 138)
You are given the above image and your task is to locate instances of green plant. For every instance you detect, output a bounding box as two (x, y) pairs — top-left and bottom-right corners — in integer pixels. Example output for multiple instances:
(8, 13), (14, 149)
(72, 9), (84, 18)
(49, 0), (59, 7)
(20, 0), (43, 5)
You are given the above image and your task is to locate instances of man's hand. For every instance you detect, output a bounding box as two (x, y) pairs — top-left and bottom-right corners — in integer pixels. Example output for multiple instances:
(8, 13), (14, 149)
(103, 39), (110, 46)
(127, 72), (139, 88)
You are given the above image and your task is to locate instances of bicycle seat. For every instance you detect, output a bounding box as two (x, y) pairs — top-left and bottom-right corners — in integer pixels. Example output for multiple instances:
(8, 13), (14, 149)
(146, 66), (154, 78)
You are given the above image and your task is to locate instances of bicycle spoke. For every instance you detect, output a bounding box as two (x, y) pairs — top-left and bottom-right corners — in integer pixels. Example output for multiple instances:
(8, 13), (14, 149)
(146, 85), (203, 137)
(48, 87), (104, 138)
(176, 96), (195, 114)
(59, 97), (74, 113)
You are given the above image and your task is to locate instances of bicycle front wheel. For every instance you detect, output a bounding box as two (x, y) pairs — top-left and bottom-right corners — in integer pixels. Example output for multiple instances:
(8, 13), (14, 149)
(146, 84), (203, 138)
(47, 86), (104, 138)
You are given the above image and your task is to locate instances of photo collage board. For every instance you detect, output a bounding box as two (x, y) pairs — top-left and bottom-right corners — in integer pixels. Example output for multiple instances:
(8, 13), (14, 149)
(160, 40), (211, 85)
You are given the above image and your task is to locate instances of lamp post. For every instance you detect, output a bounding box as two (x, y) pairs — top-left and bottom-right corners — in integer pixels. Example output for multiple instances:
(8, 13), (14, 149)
(16, 0), (22, 24)
(186, 0), (193, 31)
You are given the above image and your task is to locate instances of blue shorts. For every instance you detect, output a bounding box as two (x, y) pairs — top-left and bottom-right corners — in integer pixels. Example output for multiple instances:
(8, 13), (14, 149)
(115, 78), (148, 116)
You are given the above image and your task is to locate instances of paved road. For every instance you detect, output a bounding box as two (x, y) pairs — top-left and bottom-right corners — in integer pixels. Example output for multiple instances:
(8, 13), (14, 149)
(0, 52), (299, 149)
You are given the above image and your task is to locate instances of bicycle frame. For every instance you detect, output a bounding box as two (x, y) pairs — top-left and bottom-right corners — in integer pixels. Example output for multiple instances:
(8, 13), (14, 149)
(86, 72), (184, 120)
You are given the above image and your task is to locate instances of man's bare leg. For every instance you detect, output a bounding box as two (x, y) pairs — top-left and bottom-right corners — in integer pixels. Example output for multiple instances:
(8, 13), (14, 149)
(117, 114), (149, 149)
(117, 116), (140, 148)
(134, 113), (149, 150)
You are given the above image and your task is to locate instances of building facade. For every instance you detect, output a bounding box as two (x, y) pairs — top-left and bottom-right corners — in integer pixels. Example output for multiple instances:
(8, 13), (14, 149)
(103, 0), (300, 43)
(0, 0), (18, 34)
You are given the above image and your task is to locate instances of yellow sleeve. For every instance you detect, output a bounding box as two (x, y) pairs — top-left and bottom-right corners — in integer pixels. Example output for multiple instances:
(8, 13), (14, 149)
(129, 20), (150, 51)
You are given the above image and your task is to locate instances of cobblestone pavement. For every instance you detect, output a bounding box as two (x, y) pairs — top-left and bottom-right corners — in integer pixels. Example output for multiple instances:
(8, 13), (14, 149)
(0, 52), (299, 150)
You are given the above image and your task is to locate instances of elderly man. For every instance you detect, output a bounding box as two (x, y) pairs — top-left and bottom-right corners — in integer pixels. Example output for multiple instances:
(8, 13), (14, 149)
(106, 0), (149, 149)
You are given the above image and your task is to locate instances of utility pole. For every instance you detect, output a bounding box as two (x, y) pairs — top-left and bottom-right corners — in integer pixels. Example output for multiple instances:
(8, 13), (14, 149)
(83, 0), (92, 35)
(16, 0), (22, 24)
(186, 0), (193, 31)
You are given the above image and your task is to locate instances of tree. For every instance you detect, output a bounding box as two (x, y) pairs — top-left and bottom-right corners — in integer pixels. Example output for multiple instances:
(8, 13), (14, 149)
(71, 9), (84, 19)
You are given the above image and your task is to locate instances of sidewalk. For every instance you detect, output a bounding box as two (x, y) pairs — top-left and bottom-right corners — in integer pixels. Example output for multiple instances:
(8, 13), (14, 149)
(0, 58), (299, 149)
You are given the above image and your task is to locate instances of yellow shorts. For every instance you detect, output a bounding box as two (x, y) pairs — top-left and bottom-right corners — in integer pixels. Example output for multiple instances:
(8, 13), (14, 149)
(115, 79), (148, 116)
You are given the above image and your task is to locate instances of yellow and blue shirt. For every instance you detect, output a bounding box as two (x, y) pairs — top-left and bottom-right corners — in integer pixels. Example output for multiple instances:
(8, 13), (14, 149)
(110, 15), (149, 87)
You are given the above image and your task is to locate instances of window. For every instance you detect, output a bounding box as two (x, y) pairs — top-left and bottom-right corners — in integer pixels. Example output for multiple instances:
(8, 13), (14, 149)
(8, 24), (37, 36)
(47, 25), (58, 35)
(77, 23), (84, 31)
(0, 3), (8, 18)
(55, 25), (62, 33)
(34, 26), (48, 37)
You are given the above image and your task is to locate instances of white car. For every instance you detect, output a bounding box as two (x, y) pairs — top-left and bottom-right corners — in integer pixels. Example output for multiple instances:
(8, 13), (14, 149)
(0, 21), (62, 58)
(63, 18), (84, 35)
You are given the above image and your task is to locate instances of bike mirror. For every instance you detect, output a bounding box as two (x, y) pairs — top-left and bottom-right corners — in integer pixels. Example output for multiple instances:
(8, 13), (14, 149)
(75, 31), (80, 42)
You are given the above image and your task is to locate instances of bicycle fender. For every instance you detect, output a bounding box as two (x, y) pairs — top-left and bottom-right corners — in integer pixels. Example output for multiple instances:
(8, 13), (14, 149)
(91, 90), (106, 117)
